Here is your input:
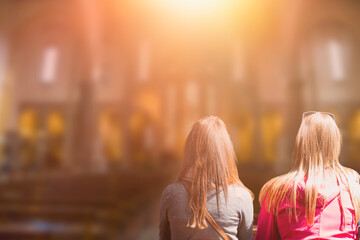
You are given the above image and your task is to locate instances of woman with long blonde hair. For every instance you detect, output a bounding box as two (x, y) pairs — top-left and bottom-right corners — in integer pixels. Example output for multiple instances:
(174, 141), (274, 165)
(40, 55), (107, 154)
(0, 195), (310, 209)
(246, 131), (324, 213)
(159, 116), (254, 240)
(255, 111), (360, 239)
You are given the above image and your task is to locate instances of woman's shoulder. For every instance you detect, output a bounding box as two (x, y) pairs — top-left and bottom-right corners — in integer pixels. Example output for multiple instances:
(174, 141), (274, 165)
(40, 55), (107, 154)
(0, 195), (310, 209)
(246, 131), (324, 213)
(161, 181), (187, 199)
(342, 167), (360, 181)
(262, 174), (295, 192)
(228, 184), (253, 203)
(225, 185), (254, 217)
(259, 173), (296, 204)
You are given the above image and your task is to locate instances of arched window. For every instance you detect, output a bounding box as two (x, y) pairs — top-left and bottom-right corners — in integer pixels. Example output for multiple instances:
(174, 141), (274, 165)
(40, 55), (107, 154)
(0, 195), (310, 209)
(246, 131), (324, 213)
(233, 43), (245, 83)
(261, 111), (284, 164)
(46, 111), (65, 167)
(348, 109), (360, 164)
(311, 30), (352, 83)
(99, 110), (122, 165)
(185, 80), (199, 107)
(236, 111), (254, 163)
(138, 41), (150, 82)
(41, 46), (59, 84)
(19, 109), (38, 169)
(183, 80), (200, 138)
(164, 84), (177, 150)
(205, 83), (216, 114)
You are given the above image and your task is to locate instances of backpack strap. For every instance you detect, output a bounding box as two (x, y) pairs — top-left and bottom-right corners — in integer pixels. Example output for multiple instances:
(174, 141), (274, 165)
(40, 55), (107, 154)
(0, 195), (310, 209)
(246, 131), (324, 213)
(181, 180), (231, 240)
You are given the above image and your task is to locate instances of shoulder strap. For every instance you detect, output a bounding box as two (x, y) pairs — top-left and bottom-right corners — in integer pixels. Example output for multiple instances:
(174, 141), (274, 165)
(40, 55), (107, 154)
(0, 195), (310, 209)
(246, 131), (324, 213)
(181, 180), (231, 240)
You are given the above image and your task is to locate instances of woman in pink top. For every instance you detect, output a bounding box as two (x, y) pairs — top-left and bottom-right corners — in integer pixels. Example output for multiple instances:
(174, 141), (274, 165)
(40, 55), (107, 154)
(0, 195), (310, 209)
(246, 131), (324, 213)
(255, 111), (360, 240)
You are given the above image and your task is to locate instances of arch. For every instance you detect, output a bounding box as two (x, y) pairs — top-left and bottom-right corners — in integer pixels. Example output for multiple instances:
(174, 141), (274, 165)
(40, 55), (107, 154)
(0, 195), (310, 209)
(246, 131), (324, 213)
(46, 110), (65, 167)
(98, 109), (123, 166)
(128, 110), (157, 168)
(236, 111), (255, 163)
(261, 111), (284, 164)
(348, 109), (360, 164)
(18, 108), (38, 169)
(135, 88), (161, 122)
(301, 23), (355, 84)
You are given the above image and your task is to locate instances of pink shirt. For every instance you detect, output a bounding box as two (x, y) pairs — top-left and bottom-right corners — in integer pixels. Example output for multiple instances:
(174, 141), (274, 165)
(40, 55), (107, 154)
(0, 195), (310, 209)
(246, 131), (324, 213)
(255, 178), (357, 240)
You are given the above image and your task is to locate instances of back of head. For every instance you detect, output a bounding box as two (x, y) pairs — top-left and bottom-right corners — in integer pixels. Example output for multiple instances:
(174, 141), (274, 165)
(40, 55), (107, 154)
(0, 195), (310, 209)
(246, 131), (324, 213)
(179, 116), (250, 229)
(260, 112), (360, 226)
(294, 112), (341, 173)
(180, 116), (239, 187)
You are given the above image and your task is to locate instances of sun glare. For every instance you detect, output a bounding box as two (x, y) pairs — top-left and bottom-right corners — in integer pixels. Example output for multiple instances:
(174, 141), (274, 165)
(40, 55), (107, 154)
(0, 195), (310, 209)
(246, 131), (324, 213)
(159, 0), (229, 18)
(170, 0), (222, 10)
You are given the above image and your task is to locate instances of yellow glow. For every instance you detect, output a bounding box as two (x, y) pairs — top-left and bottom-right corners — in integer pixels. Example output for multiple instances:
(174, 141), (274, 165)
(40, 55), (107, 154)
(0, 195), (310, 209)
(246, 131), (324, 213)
(261, 112), (283, 164)
(99, 110), (123, 162)
(135, 89), (161, 121)
(47, 111), (64, 136)
(19, 109), (38, 139)
(237, 112), (254, 163)
(168, 0), (223, 11)
(156, 0), (233, 20)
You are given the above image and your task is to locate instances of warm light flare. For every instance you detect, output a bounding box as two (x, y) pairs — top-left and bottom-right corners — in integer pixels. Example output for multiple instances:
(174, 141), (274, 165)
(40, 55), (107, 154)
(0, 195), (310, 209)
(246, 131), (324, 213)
(155, 0), (235, 19)
(168, 0), (223, 11)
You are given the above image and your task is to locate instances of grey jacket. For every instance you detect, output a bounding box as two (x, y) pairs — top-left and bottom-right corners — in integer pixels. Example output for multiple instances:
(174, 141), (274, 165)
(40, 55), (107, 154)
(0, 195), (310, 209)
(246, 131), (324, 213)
(159, 182), (253, 240)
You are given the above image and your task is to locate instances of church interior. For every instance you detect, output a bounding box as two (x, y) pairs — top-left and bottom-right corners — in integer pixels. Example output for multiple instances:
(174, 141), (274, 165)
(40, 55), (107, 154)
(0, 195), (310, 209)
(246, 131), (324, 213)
(0, 0), (360, 239)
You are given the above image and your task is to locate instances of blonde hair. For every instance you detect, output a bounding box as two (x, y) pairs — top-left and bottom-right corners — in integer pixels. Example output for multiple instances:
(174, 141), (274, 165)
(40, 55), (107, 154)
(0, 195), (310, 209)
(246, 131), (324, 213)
(179, 116), (253, 229)
(259, 112), (360, 226)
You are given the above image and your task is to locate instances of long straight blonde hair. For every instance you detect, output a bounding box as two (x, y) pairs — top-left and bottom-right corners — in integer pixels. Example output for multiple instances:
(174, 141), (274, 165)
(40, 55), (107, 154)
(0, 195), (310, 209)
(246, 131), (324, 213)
(259, 112), (360, 226)
(179, 116), (253, 229)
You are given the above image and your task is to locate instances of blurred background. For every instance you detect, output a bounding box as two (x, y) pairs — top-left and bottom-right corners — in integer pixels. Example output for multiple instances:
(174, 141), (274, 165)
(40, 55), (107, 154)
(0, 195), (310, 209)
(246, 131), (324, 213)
(0, 0), (360, 239)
